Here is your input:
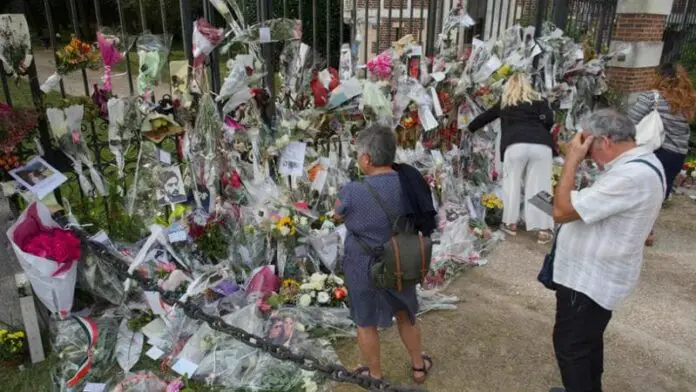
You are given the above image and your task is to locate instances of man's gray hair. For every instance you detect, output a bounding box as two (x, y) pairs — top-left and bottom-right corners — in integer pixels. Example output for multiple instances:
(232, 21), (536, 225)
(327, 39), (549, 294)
(580, 109), (636, 143)
(355, 125), (397, 166)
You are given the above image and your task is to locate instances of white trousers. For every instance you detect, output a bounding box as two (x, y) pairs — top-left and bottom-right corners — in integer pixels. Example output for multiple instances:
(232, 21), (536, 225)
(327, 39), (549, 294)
(502, 143), (554, 231)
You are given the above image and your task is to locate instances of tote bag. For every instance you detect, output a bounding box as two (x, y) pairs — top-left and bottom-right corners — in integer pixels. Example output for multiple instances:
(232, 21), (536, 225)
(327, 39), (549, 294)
(635, 91), (665, 151)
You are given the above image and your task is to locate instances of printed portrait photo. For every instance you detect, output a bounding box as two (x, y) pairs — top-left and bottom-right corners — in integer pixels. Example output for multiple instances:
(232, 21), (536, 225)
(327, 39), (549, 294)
(155, 166), (187, 206)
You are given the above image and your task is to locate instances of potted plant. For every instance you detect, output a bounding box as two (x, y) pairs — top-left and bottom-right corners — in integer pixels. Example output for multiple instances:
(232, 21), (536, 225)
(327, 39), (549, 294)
(0, 329), (25, 368)
(481, 193), (504, 228)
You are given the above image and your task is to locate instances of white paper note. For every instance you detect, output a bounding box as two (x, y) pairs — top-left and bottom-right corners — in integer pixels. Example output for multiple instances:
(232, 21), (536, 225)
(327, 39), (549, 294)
(279, 142), (307, 177)
(168, 230), (188, 243)
(259, 27), (271, 43)
(172, 358), (199, 378)
(157, 148), (172, 165)
(83, 383), (107, 392)
(145, 346), (165, 360)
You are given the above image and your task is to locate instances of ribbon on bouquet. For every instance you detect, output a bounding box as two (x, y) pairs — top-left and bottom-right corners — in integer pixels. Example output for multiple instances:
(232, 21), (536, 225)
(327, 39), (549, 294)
(65, 316), (99, 388)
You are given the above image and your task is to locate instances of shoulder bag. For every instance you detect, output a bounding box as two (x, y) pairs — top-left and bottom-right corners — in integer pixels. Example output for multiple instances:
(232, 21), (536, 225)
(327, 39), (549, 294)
(353, 181), (433, 291)
(635, 91), (665, 152)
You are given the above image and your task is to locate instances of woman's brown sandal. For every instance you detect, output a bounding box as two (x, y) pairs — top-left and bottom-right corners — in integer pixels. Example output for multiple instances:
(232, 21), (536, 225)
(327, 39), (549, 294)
(412, 354), (433, 384)
(355, 366), (383, 381)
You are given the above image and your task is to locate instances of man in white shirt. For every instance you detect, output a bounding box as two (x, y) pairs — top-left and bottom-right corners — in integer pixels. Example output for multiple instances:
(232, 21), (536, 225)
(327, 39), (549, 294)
(550, 109), (665, 392)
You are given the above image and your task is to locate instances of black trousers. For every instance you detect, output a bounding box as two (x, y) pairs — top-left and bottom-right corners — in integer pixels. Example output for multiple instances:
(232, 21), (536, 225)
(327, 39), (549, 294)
(553, 285), (613, 392)
(654, 147), (687, 199)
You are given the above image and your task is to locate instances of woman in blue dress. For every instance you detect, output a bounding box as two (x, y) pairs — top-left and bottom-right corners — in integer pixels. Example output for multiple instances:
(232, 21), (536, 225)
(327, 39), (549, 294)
(334, 125), (433, 383)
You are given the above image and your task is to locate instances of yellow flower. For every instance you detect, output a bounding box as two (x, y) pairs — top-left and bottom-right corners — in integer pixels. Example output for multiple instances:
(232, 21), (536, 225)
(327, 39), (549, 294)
(282, 279), (299, 288)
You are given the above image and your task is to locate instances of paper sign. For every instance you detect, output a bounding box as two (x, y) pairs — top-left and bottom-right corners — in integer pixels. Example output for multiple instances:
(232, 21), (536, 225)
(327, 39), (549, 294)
(157, 148), (172, 165)
(431, 150), (444, 164)
(411, 45), (422, 56)
(83, 383), (107, 392)
(148, 337), (166, 348)
(431, 72), (446, 82)
(430, 87), (443, 117)
(145, 346), (165, 360)
(172, 358), (199, 378)
(259, 27), (271, 43)
(168, 230), (187, 243)
(279, 142), (307, 177)
(9, 156), (67, 200)
(144, 291), (168, 316)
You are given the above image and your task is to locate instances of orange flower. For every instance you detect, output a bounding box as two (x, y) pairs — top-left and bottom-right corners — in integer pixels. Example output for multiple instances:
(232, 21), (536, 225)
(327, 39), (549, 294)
(333, 287), (348, 301)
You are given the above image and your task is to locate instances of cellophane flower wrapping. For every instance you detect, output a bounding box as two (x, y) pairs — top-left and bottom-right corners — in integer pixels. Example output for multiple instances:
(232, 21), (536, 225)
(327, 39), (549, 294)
(192, 18), (224, 68)
(0, 14), (32, 77)
(136, 33), (173, 96)
(97, 28), (132, 91)
(50, 312), (119, 390)
(111, 372), (169, 392)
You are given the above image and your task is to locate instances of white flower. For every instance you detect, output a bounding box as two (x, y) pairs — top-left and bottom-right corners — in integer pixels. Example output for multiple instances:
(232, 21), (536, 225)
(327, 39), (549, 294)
(328, 275), (344, 286)
(328, 186), (337, 196)
(473, 227), (483, 236)
(279, 226), (291, 236)
(680, 170), (687, 177)
(692, 171), (696, 179)
(310, 291), (316, 298)
(295, 322), (306, 332)
(299, 283), (314, 291)
(317, 292), (331, 304)
(299, 217), (309, 226)
(309, 273), (327, 290)
(304, 378), (318, 392)
(298, 119), (311, 130)
(275, 134), (291, 149)
(298, 294), (312, 307)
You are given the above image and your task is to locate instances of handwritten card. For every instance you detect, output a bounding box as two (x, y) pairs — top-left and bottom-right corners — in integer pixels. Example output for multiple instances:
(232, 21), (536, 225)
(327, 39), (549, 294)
(145, 346), (165, 360)
(279, 142), (307, 177)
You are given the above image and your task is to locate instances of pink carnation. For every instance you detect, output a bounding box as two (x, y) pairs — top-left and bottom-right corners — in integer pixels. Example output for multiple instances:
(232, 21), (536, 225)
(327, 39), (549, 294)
(366, 53), (392, 80)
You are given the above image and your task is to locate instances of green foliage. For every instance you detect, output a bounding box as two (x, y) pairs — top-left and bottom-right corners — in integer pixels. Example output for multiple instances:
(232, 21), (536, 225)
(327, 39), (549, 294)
(194, 222), (229, 262)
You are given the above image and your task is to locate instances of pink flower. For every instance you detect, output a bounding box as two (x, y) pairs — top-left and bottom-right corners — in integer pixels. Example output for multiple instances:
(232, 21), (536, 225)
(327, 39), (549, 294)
(293, 200), (309, 210)
(366, 53), (392, 79)
(230, 171), (242, 189)
(156, 263), (177, 273)
(256, 297), (271, 313)
(166, 379), (185, 392)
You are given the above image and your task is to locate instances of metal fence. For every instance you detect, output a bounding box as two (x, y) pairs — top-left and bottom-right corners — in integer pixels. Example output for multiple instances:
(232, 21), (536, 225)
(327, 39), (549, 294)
(0, 0), (618, 224)
(662, 0), (696, 65)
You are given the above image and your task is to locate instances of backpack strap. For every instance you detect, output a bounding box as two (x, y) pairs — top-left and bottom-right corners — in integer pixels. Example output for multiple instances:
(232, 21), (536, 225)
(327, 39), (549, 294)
(628, 158), (665, 200)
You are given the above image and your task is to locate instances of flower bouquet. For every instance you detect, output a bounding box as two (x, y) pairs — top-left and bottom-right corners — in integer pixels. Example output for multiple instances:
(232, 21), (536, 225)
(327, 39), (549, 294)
(295, 273), (348, 308)
(0, 329), (25, 366)
(41, 36), (101, 93)
(676, 159), (696, 190)
(96, 28), (133, 92)
(7, 202), (81, 317)
(0, 14), (32, 78)
(0, 103), (37, 172)
(136, 32), (173, 97)
(481, 192), (503, 228)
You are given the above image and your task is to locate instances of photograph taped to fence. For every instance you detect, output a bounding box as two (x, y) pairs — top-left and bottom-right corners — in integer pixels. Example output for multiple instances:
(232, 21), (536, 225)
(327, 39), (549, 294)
(156, 166), (187, 206)
(9, 156), (67, 200)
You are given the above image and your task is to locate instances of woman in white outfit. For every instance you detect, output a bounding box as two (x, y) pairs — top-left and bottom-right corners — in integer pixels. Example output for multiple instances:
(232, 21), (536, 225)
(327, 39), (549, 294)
(467, 73), (555, 243)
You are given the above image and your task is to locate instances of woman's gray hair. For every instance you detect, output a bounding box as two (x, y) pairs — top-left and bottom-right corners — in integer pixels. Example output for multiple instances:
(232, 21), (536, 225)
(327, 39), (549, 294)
(355, 125), (397, 166)
(580, 109), (636, 143)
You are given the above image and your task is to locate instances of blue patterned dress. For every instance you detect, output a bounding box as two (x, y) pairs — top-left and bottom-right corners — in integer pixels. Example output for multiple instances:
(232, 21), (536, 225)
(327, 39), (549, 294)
(336, 171), (419, 328)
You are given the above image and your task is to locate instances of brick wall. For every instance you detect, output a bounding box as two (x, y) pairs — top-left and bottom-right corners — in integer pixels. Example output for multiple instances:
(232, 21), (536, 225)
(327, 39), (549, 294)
(607, 12), (666, 93)
(518, 0), (536, 23)
(412, 0), (430, 9)
(612, 14), (666, 42)
(372, 18), (424, 54)
(606, 67), (657, 93)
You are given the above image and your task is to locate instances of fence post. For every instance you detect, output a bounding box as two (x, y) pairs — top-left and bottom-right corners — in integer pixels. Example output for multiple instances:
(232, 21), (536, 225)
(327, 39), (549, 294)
(552, 0), (569, 30)
(535, 0), (548, 38)
(425, 0), (439, 57)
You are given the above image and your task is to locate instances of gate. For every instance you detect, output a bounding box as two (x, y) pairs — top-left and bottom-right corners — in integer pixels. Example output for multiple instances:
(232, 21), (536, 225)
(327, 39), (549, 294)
(662, 0), (696, 65)
(0, 0), (618, 228)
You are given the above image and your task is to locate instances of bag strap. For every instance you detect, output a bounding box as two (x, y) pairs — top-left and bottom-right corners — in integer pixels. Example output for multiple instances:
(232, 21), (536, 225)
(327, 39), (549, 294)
(362, 179), (398, 227)
(628, 159), (665, 199)
(549, 224), (562, 255)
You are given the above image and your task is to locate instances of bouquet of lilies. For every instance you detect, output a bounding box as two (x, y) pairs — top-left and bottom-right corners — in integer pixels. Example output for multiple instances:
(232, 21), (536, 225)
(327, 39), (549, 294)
(295, 273), (348, 308)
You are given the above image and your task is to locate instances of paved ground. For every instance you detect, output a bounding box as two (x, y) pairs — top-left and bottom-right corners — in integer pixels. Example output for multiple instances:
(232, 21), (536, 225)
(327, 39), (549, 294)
(335, 196), (696, 392)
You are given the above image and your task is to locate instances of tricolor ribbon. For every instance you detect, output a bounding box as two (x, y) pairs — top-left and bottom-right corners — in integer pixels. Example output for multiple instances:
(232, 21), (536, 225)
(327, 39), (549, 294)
(66, 316), (99, 388)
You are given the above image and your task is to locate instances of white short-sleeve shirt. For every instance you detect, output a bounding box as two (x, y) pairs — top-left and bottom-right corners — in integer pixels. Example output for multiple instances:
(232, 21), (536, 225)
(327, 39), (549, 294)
(553, 146), (665, 311)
